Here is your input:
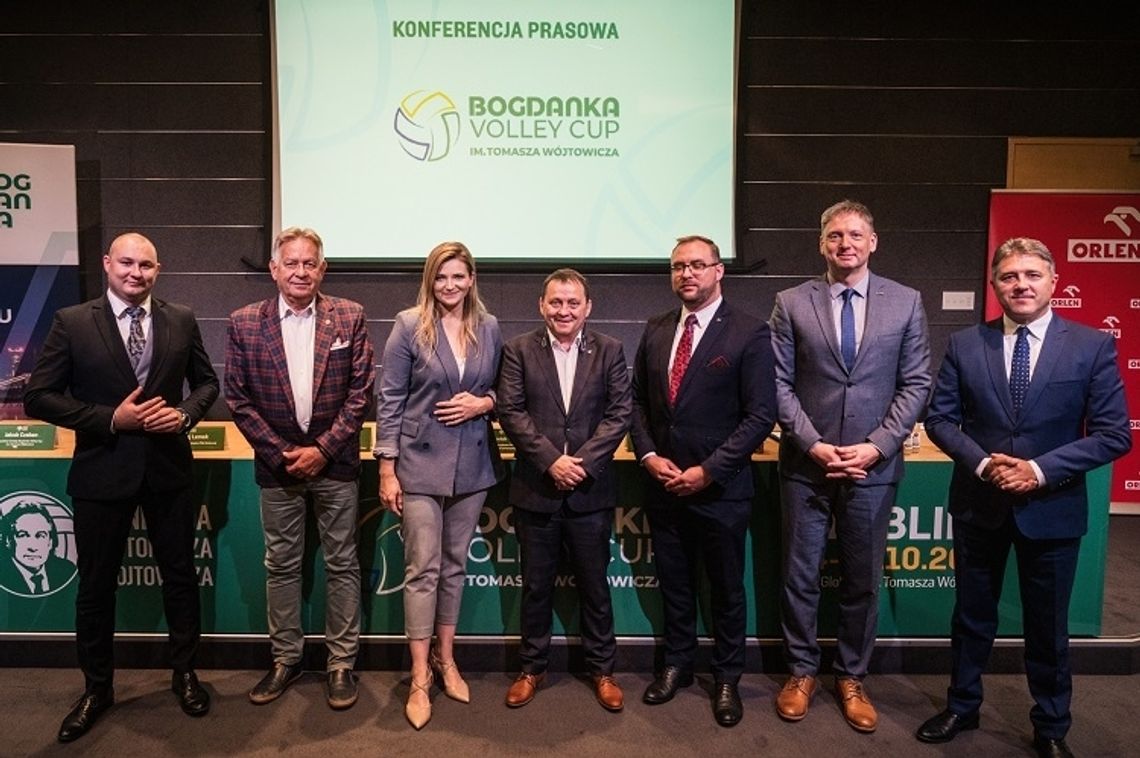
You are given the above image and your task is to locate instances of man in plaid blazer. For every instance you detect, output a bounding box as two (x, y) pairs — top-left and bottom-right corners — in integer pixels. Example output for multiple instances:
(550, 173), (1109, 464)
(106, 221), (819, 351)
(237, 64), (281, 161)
(224, 227), (374, 711)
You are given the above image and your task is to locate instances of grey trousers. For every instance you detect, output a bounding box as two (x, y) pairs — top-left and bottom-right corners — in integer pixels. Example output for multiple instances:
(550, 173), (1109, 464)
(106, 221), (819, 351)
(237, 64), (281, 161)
(400, 490), (486, 639)
(779, 476), (896, 679)
(260, 477), (361, 671)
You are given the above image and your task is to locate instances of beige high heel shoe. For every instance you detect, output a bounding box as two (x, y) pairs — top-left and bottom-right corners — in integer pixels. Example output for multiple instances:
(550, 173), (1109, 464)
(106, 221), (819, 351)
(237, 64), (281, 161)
(405, 671), (433, 730)
(430, 647), (470, 704)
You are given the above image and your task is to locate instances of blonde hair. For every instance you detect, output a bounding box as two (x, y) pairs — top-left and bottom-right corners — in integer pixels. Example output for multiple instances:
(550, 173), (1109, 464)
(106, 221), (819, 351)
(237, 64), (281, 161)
(414, 241), (487, 354)
(272, 226), (324, 261)
(820, 200), (874, 237)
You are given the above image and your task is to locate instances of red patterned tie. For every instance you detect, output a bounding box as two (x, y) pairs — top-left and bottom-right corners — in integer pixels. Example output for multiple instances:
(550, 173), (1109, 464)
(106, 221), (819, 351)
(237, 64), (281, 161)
(668, 314), (698, 406)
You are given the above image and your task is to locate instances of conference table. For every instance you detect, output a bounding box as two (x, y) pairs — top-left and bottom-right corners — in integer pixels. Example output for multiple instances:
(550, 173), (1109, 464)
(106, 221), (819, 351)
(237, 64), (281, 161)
(0, 422), (1112, 639)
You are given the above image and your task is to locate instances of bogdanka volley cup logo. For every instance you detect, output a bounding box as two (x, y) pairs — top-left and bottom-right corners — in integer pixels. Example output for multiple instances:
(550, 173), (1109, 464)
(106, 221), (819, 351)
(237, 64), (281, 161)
(0, 490), (78, 598)
(394, 90), (461, 162)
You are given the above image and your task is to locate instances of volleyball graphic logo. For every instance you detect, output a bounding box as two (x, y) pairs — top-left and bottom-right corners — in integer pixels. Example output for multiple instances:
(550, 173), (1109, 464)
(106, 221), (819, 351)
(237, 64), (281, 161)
(394, 90), (461, 161)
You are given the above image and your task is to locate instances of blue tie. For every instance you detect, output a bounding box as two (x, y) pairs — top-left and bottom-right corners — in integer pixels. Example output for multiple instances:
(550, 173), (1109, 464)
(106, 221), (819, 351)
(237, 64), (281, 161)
(1010, 326), (1030, 413)
(840, 288), (856, 371)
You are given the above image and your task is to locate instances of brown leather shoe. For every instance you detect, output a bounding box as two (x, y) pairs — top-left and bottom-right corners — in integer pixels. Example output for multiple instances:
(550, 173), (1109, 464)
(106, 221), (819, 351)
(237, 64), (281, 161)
(775, 675), (816, 721)
(505, 672), (544, 708)
(593, 674), (624, 712)
(835, 677), (877, 733)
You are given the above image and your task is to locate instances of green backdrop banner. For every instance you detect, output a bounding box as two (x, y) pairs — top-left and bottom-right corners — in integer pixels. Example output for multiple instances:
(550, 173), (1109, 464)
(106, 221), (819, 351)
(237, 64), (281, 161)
(0, 460), (1110, 637)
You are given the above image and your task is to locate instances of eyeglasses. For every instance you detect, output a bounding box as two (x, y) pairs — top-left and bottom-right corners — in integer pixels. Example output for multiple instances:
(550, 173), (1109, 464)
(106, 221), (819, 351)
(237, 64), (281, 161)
(670, 260), (719, 274)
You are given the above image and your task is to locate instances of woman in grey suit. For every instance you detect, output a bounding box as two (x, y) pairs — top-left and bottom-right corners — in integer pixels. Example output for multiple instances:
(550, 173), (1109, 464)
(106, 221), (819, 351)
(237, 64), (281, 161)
(375, 241), (502, 729)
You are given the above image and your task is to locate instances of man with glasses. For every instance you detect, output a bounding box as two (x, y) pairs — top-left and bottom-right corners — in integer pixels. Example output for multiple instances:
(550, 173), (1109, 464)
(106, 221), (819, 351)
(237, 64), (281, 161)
(768, 200), (930, 733)
(630, 235), (777, 727)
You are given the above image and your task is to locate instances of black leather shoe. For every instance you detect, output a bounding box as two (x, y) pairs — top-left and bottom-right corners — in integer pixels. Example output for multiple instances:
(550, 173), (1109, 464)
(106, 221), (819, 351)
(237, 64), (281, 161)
(172, 671), (210, 717)
(249, 662), (303, 705)
(915, 708), (980, 743)
(1033, 735), (1074, 758)
(327, 669), (358, 710)
(58, 689), (114, 743)
(643, 666), (694, 705)
(713, 682), (743, 727)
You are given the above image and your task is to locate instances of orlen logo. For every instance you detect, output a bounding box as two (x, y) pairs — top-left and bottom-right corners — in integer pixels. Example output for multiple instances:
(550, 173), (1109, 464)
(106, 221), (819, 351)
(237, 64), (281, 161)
(1128, 358), (1140, 370)
(1068, 206), (1140, 262)
(394, 90), (461, 161)
(1130, 419), (1140, 430)
(1100, 315), (1122, 339)
(1051, 284), (1082, 309)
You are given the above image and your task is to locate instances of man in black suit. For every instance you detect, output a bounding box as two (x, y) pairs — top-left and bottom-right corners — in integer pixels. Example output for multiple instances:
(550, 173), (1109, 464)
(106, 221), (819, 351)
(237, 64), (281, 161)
(630, 235), (777, 727)
(497, 268), (632, 712)
(0, 502), (77, 595)
(24, 232), (219, 742)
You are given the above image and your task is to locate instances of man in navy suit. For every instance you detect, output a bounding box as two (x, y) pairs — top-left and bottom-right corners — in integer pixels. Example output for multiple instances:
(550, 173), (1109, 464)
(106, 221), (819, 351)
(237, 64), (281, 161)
(631, 235), (777, 727)
(769, 200), (931, 732)
(496, 268), (632, 712)
(24, 232), (219, 741)
(916, 238), (1130, 758)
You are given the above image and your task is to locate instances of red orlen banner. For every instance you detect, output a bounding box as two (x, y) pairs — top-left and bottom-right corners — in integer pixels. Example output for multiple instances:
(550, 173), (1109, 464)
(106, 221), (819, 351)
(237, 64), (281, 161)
(987, 191), (1140, 504)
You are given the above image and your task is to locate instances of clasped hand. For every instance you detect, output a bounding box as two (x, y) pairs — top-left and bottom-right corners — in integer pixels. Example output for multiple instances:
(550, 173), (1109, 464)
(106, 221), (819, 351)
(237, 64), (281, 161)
(283, 446), (328, 480)
(113, 386), (181, 433)
(548, 455), (587, 491)
(644, 455), (711, 496)
(983, 452), (1039, 494)
(811, 441), (880, 480)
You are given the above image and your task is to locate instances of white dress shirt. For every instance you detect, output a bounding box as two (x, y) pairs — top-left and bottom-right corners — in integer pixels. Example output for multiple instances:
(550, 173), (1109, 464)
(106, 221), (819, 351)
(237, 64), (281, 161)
(667, 295), (722, 375)
(279, 295), (316, 432)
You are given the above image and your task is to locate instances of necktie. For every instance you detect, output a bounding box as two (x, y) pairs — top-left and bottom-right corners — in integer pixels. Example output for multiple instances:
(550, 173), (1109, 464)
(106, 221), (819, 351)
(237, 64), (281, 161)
(840, 288), (856, 371)
(125, 305), (146, 368)
(668, 314), (698, 406)
(31, 573), (45, 594)
(1010, 325), (1030, 412)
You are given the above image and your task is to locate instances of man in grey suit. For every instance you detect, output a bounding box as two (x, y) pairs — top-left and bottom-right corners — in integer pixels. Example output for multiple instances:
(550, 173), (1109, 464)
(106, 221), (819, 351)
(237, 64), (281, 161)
(496, 269), (632, 712)
(769, 200), (931, 732)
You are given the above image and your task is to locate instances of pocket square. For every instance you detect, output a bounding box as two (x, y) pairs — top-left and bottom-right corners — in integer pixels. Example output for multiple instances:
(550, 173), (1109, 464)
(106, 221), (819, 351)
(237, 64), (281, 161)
(706, 355), (731, 369)
(331, 338), (350, 350)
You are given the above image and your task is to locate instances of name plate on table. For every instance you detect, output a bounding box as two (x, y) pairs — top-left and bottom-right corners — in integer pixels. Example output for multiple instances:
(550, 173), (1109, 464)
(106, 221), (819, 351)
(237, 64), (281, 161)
(493, 426), (515, 456)
(0, 423), (56, 450)
(188, 425), (226, 451)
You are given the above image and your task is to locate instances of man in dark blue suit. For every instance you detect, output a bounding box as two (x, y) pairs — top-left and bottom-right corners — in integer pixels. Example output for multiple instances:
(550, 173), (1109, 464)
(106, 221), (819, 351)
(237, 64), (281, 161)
(916, 238), (1131, 758)
(631, 235), (777, 727)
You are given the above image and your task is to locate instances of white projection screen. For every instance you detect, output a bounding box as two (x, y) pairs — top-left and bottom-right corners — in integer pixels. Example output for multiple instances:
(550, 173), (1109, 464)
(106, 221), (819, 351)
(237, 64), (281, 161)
(272, 1), (739, 266)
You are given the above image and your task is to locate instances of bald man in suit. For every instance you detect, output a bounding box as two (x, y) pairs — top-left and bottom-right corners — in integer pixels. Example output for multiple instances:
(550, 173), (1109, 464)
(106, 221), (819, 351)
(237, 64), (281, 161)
(25, 232), (218, 741)
(769, 200), (930, 733)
